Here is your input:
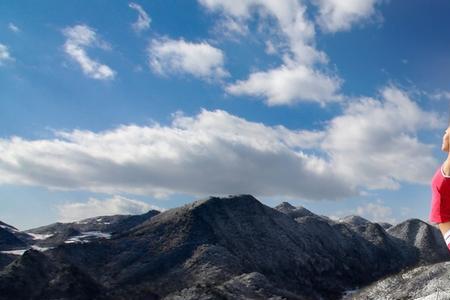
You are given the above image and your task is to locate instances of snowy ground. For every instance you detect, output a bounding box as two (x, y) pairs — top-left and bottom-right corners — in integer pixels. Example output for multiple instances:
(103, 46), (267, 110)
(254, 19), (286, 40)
(27, 232), (54, 240)
(1, 245), (51, 256)
(64, 231), (111, 244)
(1, 231), (110, 256)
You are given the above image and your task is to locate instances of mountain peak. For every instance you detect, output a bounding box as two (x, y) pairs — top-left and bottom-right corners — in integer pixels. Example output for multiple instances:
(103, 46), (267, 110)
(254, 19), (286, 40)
(387, 218), (448, 264)
(128, 194), (264, 237)
(274, 202), (316, 219)
(275, 202), (297, 211)
(190, 194), (261, 209)
(191, 194), (262, 210)
(0, 221), (18, 232)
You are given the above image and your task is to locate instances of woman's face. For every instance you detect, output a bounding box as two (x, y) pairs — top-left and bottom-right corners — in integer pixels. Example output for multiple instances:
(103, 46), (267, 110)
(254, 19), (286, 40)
(442, 128), (450, 152)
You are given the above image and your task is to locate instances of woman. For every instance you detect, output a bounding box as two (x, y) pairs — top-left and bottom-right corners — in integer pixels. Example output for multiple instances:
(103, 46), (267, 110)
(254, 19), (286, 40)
(430, 127), (450, 251)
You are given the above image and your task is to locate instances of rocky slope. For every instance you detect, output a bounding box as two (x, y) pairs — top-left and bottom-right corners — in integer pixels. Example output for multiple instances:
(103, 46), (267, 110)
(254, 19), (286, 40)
(0, 195), (448, 299)
(345, 260), (450, 299)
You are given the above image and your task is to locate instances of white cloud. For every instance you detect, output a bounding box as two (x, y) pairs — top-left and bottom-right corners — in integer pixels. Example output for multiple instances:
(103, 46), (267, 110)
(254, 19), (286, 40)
(62, 24), (115, 80)
(213, 16), (249, 39)
(226, 64), (342, 106)
(313, 0), (382, 33)
(200, 0), (387, 106)
(428, 90), (450, 101)
(0, 43), (13, 65)
(57, 195), (162, 222)
(198, 0), (343, 105)
(8, 23), (20, 33)
(265, 40), (277, 55)
(355, 200), (397, 224)
(148, 37), (228, 81)
(129, 2), (151, 33)
(199, 0), (325, 65)
(0, 109), (354, 200)
(0, 87), (439, 200)
(330, 199), (397, 224)
(322, 86), (442, 190)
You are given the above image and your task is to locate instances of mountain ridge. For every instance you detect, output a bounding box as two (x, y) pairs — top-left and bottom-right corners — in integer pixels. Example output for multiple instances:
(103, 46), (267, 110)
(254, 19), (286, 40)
(0, 194), (448, 299)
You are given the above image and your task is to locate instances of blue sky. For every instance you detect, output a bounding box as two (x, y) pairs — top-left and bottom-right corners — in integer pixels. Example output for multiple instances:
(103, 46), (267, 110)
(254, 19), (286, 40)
(1, 0), (450, 229)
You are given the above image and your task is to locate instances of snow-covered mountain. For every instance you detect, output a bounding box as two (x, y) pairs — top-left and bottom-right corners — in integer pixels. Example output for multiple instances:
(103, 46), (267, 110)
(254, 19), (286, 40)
(0, 195), (448, 300)
(25, 209), (160, 248)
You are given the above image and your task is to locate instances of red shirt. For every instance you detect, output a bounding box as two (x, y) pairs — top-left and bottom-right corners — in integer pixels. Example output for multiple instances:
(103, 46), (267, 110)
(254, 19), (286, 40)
(430, 165), (450, 223)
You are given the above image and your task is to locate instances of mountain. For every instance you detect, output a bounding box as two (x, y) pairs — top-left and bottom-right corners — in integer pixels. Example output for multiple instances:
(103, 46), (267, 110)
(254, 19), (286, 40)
(0, 221), (29, 251)
(27, 209), (160, 235)
(0, 249), (104, 300)
(297, 212), (423, 280)
(51, 195), (342, 299)
(386, 218), (448, 265)
(342, 218), (450, 299)
(26, 209), (160, 248)
(0, 195), (448, 299)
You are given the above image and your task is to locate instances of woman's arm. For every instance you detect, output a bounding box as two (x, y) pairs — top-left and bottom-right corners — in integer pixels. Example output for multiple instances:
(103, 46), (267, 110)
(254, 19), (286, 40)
(442, 128), (450, 176)
(444, 155), (450, 176)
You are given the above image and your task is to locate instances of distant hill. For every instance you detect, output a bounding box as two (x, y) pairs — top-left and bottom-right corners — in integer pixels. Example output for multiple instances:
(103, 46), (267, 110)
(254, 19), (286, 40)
(26, 209), (160, 248)
(0, 221), (30, 251)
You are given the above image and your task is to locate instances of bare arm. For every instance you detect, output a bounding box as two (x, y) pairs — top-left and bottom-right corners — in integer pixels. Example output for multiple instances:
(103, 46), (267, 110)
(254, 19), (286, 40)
(442, 128), (450, 175)
(444, 154), (450, 176)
